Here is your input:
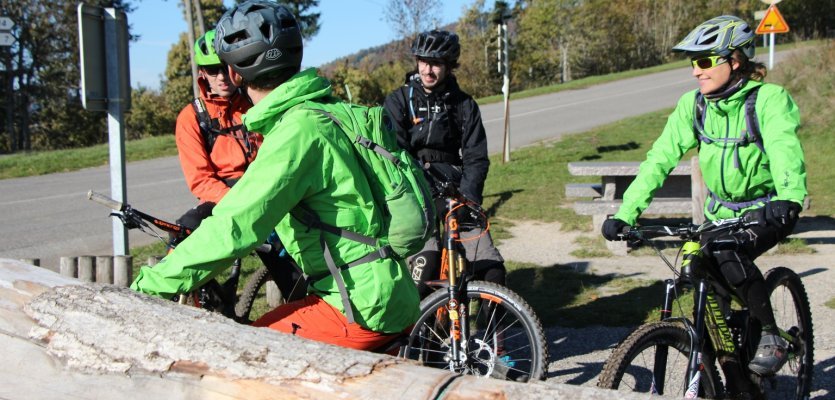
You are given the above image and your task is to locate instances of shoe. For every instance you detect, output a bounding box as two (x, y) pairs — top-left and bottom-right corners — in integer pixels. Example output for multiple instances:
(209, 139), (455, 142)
(748, 333), (789, 376)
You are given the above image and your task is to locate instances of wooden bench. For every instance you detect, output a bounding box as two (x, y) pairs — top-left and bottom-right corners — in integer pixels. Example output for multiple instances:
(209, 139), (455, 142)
(566, 158), (706, 254)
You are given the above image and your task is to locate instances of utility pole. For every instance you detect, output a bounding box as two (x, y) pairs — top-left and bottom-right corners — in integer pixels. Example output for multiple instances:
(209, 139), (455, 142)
(183, 0), (199, 99)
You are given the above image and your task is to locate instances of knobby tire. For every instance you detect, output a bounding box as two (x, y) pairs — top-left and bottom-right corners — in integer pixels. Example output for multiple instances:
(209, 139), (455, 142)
(598, 321), (723, 398)
(762, 266), (814, 400)
(401, 280), (548, 382)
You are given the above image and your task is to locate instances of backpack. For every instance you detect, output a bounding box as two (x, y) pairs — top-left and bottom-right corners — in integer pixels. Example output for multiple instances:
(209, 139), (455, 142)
(299, 102), (436, 323)
(693, 86), (765, 154)
(693, 86), (776, 211)
(191, 98), (250, 157)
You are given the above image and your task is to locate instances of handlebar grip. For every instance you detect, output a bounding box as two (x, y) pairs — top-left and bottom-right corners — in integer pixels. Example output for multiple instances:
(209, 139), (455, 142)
(87, 190), (125, 212)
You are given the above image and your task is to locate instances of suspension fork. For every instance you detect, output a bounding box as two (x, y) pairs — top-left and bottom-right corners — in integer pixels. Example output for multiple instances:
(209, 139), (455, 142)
(444, 196), (468, 369)
(649, 279), (678, 395)
(684, 279), (709, 398)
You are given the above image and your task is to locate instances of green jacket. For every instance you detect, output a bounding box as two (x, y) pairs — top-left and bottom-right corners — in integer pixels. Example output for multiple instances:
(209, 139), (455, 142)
(615, 80), (806, 225)
(132, 68), (420, 333)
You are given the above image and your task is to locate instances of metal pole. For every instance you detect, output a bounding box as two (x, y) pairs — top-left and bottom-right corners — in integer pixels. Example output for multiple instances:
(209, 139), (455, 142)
(104, 8), (129, 256)
(501, 22), (511, 163)
(768, 32), (775, 69)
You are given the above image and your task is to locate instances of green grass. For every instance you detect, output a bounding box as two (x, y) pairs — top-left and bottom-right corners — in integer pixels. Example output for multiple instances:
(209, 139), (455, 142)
(569, 235), (611, 258)
(0, 135), (177, 180)
(826, 297), (835, 310)
(774, 238), (816, 255)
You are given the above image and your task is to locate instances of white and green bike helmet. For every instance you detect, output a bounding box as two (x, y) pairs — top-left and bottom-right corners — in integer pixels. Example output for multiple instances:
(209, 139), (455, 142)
(673, 15), (755, 59)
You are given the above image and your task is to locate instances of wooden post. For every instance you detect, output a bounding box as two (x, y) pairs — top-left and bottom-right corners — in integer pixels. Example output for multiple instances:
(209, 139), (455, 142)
(78, 256), (96, 282)
(59, 257), (78, 278)
(691, 156), (706, 224)
(265, 281), (283, 308)
(113, 255), (133, 287)
(96, 256), (114, 284)
(20, 258), (40, 267)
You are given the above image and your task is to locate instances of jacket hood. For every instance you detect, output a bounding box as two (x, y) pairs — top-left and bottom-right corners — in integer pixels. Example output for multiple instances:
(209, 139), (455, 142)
(243, 68), (334, 134)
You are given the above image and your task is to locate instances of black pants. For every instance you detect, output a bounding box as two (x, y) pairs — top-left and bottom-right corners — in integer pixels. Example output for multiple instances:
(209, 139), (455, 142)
(701, 218), (797, 333)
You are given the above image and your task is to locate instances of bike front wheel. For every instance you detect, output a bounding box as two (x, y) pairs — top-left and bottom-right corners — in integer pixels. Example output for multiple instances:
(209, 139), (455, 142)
(598, 321), (723, 398)
(400, 280), (548, 382)
(761, 266), (814, 400)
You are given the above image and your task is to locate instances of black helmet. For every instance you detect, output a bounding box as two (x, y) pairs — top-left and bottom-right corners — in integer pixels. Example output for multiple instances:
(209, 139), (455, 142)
(411, 30), (460, 66)
(214, 0), (303, 82)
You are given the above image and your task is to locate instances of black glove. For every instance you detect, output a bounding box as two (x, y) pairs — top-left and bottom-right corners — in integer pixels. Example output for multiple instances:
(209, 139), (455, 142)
(602, 218), (630, 241)
(746, 200), (801, 228)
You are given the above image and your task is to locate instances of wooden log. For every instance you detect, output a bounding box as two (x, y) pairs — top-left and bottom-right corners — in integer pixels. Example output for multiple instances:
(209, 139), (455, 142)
(0, 259), (644, 400)
(96, 256), (114, 284)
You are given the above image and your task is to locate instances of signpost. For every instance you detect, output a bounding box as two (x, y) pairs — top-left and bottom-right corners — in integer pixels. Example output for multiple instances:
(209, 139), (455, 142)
(1, 16), (14, 151)
(755, 3), (790, 69)
(77, 4), (132, 257)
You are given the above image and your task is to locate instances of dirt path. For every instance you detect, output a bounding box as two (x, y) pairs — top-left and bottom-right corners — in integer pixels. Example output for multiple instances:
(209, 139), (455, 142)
(497, 217), (835, 397)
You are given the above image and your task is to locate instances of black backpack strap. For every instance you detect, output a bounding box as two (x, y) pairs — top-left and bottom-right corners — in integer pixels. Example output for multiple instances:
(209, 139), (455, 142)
(693, 91), (710, 149)
(192, 98), (220, 154)
(742, 86), (764, 153)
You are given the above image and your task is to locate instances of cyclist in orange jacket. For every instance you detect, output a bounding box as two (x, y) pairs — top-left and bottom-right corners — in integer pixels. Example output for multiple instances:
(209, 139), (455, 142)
(174, 29), (261, 229)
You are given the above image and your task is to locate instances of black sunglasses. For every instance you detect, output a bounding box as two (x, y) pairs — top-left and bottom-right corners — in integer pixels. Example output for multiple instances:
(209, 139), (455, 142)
(202, 65), (227, 76)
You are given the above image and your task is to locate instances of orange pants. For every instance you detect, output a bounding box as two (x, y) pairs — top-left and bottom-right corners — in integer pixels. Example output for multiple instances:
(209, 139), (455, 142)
(252, 295), (401, 351)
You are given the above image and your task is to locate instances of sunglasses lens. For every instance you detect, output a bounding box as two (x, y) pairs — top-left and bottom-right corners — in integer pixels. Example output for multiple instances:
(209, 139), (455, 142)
(695, 58), (714, 69)
(205, 66), (224, 76)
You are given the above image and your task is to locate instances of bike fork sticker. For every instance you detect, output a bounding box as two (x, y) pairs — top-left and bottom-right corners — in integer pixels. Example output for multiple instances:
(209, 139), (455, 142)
(684, 371), (701, 399)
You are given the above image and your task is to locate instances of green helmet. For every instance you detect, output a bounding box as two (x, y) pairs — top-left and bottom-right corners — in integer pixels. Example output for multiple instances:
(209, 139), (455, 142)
(672, 15), (755, 59)
(194, 29), (221, 66)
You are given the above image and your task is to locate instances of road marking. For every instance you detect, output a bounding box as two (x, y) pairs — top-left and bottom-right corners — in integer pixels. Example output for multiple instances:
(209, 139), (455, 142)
(0, 178), (184, 207)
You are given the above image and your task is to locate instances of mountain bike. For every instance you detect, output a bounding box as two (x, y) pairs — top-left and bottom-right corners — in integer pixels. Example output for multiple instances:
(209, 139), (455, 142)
(87, 190), (304, 322)
(597, 217), (814, 399)
(398, 165), (549, 382)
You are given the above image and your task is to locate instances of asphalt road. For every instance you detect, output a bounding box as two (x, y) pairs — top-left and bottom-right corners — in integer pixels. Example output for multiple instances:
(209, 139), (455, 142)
(0, 53), (793, 270)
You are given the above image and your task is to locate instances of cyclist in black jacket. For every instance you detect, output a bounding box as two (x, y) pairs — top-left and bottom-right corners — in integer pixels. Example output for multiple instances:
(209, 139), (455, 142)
(384, 30), (505, 298)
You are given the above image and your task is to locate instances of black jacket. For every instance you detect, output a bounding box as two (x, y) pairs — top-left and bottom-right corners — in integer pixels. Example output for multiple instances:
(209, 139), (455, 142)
(384, 73), (490, 203)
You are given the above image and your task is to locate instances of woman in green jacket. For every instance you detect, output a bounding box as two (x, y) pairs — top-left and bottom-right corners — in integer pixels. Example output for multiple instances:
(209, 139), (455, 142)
(601, 16), (806, 377)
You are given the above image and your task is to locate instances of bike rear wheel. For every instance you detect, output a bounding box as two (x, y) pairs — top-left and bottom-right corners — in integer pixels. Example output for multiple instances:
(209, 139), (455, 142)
(761, 266), (814, 400)
(400, 280), (548, 382)
(235, 266), (275, 322)
(598, 321), (723, 398)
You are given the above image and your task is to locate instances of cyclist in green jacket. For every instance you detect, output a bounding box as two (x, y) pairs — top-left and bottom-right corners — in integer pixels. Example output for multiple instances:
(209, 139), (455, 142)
(131, 0), (419, 350)
(601, 16), (806, 377)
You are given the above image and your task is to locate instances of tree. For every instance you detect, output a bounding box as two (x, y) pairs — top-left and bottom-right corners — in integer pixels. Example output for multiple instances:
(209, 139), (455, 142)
(0, 0), (136, 152)
(385, 0), (443, 58)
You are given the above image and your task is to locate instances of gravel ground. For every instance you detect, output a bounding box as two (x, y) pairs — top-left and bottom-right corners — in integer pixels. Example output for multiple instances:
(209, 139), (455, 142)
(497, 217), (835, 398)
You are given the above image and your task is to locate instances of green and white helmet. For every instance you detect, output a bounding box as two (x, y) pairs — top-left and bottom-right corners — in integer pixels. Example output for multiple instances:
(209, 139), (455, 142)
(194, 29), (222, 66)
(672, 15), (755, 59)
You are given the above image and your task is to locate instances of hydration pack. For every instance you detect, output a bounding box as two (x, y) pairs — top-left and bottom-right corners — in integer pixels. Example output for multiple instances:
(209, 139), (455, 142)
(693, 86), (764, 155)
(300, 102), (436, 323)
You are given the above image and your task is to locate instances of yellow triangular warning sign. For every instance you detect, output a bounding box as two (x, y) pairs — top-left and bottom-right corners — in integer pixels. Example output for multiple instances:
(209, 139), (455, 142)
(756, 5), (790, 34)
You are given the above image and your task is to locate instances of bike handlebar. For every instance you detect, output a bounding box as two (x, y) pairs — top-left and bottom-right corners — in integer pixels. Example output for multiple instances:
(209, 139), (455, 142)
(87, 190), (125, 212)
(618, 217), (756, 242)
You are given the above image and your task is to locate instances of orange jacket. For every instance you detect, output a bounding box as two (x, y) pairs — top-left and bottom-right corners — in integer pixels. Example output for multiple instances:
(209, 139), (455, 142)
(175, 79), (261, 204)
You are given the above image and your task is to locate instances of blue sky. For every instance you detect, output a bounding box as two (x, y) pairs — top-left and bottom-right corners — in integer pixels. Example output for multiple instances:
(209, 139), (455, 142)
(129, 0), (476, 90)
